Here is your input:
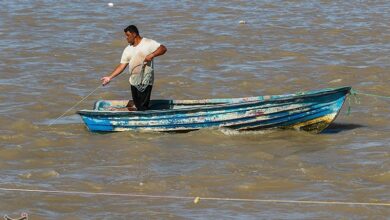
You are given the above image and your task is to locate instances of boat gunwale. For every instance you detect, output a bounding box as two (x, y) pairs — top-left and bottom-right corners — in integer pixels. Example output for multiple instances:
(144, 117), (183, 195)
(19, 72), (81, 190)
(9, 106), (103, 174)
(77, 87), (351, 117)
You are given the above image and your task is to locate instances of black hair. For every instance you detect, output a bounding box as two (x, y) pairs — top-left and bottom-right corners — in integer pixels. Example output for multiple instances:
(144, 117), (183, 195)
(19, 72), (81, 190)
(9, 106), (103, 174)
(124, 25), (139, 36)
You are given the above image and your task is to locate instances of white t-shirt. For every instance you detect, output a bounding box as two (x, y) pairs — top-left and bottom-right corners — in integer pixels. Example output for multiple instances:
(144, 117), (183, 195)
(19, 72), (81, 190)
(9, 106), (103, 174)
(120, 38), (161, 86)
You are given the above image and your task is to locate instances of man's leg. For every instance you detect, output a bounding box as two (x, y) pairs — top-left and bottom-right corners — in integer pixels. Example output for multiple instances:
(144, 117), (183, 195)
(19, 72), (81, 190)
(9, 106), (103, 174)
(131, 85), (152, 111)
(131, 85), (141, 109)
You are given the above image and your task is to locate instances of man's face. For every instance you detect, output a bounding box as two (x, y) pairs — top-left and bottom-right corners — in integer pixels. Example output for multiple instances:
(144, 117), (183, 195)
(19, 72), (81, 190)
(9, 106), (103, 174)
(125, 31), (136, 45)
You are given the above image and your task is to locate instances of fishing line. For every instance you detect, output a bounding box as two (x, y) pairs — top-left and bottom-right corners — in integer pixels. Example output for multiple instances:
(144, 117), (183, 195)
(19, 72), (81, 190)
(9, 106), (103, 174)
(48, 63), (148, 126)
(0, 187), (388, 207)
(48, 84), (102, 126)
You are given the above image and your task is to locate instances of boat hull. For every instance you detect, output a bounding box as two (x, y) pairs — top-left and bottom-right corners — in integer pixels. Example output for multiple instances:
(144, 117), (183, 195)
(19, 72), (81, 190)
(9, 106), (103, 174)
(77, 87), (351, 133)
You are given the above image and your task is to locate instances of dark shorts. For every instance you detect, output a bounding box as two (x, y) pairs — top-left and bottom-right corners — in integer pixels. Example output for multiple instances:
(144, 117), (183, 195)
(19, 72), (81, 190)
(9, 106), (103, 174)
(131, 85), (153, 111)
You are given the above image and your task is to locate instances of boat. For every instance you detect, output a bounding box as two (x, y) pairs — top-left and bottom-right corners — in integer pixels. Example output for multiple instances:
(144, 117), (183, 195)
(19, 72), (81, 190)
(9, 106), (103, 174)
(77, 86), (351, 133)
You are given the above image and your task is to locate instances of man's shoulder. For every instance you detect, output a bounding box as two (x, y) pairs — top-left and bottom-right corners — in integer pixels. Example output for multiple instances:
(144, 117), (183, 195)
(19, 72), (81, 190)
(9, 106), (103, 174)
(142, 38), (159, 45)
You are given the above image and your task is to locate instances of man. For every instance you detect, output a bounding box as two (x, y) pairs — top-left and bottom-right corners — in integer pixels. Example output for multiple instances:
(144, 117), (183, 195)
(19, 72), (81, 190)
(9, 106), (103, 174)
(101, 25), (167, 111)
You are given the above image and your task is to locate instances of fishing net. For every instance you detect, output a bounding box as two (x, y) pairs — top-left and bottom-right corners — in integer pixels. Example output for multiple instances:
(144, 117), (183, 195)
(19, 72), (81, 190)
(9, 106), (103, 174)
(129, 63), (154, 92)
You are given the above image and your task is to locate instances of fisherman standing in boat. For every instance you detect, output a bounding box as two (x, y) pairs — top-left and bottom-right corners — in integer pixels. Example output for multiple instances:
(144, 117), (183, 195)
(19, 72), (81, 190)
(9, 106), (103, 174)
(101, 25), (167, 111)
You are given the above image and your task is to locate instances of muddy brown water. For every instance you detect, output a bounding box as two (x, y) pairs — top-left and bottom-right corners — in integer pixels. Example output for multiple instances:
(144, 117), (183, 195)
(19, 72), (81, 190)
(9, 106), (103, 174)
(0, 1), (389, 219)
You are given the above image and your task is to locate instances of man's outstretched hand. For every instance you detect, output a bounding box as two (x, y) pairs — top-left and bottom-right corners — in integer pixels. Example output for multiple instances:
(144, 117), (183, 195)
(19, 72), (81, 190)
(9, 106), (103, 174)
(101, 76), (111, 86)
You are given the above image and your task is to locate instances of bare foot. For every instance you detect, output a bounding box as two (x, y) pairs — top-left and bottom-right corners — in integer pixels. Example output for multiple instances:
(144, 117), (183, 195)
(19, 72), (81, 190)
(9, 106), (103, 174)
(127, 106), (137, 111)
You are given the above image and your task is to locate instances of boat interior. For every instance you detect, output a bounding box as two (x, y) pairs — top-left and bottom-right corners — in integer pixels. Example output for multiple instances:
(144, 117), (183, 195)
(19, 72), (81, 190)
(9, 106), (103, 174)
(93, 99), (228, 111)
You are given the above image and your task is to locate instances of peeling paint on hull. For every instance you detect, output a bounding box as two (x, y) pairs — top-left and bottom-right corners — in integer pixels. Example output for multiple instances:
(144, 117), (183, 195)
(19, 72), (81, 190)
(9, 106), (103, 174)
(77, 87), (351, 133)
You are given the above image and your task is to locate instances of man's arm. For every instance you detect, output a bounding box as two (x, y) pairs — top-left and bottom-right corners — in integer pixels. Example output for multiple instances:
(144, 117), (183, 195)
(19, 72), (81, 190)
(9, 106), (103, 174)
(144, 44), (167, 62)
(101, 63), (128, 86)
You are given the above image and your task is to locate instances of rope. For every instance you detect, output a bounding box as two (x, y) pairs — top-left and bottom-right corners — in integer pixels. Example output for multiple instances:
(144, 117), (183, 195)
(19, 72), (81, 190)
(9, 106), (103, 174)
(48, 85), (102, 126)
(0, 187), (388, 207)
(346, 89), (360, 115)
(345, 88), (390, 115)
(352, 89), (390, 100)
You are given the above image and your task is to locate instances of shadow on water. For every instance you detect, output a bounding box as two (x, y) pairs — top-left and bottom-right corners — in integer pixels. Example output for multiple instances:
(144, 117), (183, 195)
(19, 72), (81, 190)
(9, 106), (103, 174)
(322, 122), (365, 134)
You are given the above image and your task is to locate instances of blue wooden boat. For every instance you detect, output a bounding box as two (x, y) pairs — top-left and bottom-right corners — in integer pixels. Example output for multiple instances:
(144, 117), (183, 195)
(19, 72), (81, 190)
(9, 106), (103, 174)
(77, 87), (351, 133)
